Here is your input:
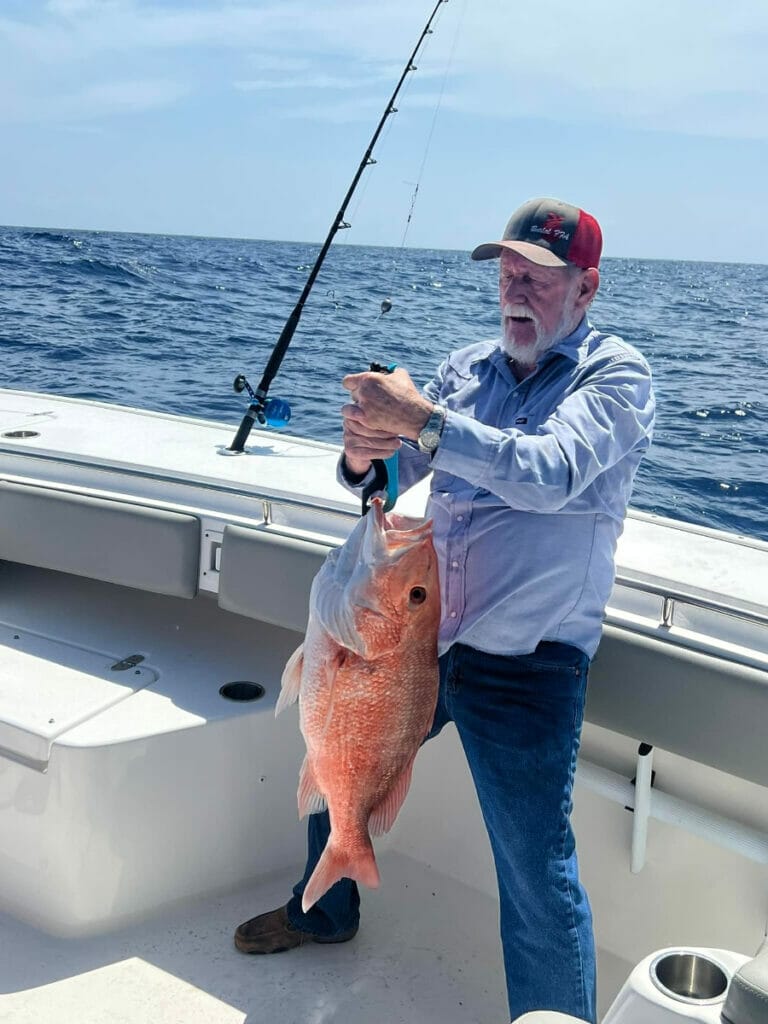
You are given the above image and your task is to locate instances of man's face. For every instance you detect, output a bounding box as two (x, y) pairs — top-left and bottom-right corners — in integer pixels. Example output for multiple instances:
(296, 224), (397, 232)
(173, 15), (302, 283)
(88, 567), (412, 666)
(498, 249), (596, 365)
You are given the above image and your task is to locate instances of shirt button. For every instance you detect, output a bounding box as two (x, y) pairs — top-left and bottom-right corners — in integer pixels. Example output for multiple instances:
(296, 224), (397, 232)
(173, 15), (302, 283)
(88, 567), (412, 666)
(451, 561), (459, 568)
(456, 515), (464, 522)
(450, 611), (457, 618)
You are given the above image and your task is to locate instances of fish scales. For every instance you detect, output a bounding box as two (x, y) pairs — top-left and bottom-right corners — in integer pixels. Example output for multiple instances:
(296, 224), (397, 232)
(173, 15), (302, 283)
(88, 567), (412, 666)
(276, 497), (440, 912)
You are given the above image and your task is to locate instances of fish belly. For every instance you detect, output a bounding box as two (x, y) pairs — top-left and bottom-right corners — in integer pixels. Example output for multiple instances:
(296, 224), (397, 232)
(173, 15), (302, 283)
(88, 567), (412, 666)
(299, 645), (437, 912)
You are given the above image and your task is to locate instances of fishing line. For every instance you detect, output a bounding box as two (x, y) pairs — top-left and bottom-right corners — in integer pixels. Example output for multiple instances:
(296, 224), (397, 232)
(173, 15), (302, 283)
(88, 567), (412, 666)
(338, 2), (450, 324)
(226, 0), (451, 454)
(343, 4), (447, 240)
(383, 0), (468, 311)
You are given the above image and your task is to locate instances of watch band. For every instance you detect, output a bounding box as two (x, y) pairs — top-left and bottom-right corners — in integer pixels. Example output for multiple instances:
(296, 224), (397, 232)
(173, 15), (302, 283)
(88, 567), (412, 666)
(417, 404), (446, 454)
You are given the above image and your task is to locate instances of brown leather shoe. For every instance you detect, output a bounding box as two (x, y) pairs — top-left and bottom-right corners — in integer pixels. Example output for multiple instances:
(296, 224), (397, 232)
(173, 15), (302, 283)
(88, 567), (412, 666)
(234, 904), (358, 954)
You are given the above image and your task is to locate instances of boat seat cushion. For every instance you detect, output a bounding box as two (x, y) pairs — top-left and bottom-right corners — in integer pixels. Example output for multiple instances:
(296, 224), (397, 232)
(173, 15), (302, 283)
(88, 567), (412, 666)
(722, 943), (768, 1024)
(0, 481), (200, 598)
(217, 524), (330, 633)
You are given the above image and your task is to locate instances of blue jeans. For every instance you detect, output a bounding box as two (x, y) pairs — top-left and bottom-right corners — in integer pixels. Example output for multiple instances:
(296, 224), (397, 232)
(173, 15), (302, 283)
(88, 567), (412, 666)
(286, 640), (596, 1023)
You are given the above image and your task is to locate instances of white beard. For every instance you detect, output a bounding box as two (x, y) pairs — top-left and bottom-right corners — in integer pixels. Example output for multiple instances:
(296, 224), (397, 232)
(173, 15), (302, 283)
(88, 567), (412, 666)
(500, 291), (580, 368)
(499, 304), (559, 366)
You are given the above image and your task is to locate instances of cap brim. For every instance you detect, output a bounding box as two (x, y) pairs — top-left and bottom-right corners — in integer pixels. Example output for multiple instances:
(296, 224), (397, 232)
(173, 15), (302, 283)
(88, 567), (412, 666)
(470, 239), (568, 267)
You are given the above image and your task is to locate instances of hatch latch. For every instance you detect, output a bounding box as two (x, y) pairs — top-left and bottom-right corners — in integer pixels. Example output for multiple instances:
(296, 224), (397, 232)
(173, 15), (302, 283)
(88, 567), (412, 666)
(111, 654), (145, 672)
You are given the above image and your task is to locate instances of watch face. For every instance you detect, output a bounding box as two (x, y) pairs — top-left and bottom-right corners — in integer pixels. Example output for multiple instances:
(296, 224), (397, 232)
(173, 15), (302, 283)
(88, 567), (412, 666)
(419, 407), (444, 452)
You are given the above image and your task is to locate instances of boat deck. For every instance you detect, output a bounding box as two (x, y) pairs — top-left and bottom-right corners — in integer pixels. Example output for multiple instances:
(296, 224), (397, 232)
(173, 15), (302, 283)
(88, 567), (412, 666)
(0, 853), (514, 1024)
(1, 390), (767, 1022)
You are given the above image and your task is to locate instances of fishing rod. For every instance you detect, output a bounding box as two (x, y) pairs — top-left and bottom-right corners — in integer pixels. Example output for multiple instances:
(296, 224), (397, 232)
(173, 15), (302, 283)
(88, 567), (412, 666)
(227, 0), (449, 454)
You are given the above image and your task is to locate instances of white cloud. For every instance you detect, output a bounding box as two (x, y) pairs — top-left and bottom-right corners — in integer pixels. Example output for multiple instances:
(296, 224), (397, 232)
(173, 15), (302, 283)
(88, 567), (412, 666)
(234, 62), (443, 93)
(73, 78), (190, 115)
(45, 0), (116, 15)
(1, 1), (766, 138)
(437, 0), (768, 137)
(235, 76), (370, 92)
(0, 77), (188, 124)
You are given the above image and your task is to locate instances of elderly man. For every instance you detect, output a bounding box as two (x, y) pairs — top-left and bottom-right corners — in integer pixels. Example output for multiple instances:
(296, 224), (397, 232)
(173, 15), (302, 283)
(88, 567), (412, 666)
(235, 197), (655, 1024)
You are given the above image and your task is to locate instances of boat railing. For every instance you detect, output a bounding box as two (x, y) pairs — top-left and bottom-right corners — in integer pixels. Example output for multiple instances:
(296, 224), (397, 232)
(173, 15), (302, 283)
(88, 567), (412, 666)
(612, 572), (768, 631)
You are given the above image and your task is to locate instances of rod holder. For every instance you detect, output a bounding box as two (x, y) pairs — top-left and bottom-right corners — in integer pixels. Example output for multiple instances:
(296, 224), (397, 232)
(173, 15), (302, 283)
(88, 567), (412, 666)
(631, 743), (655, 872)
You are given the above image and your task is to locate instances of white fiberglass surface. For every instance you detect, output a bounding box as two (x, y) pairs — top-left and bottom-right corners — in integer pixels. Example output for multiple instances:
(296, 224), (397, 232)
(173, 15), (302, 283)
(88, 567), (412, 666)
(0, 622), (157, 764)
(620, 514), (768, 612)
(0, 561), (299, 745)
(0, 388), (354, 512)
(0, 854), (511, 1024)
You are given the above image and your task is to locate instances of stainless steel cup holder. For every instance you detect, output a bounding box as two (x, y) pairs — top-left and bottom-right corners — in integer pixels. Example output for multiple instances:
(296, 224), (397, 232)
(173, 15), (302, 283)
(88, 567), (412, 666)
(650, 950), (729, 1005)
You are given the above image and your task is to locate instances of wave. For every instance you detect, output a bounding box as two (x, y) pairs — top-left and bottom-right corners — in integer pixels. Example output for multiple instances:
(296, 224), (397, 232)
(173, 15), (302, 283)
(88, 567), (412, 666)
(49, 346), (88, 362)
(682, 405), (754, 421)
(21, 230), (78, 244)
(77, 257), (151, 285)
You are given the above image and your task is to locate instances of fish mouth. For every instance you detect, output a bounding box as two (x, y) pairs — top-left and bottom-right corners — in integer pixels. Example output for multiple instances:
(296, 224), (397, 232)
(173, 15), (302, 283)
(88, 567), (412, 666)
(310, 497), (434, 658)
(368, 496), (433, 552)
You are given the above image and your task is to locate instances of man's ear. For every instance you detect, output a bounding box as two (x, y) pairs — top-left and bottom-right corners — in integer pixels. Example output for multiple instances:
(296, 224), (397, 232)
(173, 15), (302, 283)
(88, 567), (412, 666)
(577, 268), (600, 308)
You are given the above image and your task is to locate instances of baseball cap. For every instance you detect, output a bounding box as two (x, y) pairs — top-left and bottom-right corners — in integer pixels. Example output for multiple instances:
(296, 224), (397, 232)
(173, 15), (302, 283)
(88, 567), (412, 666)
(471, 197), (602, 269)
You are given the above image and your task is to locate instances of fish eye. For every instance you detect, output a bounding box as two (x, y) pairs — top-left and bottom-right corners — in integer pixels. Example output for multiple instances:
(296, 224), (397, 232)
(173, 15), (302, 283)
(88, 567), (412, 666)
(409, 586), (427, 605)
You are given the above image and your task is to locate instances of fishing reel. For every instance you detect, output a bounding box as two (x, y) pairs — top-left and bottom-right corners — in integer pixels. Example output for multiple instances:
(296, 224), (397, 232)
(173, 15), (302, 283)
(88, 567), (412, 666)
(232, 374), (291, 429)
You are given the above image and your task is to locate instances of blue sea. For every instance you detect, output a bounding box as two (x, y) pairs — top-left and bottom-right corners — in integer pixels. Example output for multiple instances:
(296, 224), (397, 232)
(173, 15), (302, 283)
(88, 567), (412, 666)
(1, 226), (766, 542)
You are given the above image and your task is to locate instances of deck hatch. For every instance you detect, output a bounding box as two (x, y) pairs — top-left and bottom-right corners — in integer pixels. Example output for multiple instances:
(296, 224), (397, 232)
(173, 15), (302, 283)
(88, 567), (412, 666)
(0, 623), (157, 769)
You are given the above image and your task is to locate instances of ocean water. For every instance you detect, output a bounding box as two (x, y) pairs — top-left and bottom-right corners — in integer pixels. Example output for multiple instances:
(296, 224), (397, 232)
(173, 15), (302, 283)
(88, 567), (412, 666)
(1, 226), (766, 542)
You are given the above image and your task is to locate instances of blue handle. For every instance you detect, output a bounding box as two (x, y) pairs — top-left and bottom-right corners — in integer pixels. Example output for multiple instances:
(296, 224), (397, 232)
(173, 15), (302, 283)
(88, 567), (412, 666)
(362, 361), (400, 514)
(374, 362), (399, 512)
(382, 453), (398, 513)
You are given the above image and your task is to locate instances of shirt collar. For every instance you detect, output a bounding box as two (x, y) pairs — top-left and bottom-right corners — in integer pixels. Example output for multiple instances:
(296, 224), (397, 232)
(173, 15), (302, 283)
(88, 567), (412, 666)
(545, 316), (593, 364)
(488, 316), (593, 384)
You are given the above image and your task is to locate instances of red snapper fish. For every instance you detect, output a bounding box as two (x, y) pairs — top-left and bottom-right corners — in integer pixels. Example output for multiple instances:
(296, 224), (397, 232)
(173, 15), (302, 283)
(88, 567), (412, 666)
(276, 496), (440, 913)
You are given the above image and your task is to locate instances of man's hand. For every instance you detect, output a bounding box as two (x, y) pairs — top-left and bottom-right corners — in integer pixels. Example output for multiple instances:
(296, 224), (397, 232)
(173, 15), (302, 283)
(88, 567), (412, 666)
(340, 367), (434, 476)
(342, 418), (401, 477)
(342, 367), (433, 436)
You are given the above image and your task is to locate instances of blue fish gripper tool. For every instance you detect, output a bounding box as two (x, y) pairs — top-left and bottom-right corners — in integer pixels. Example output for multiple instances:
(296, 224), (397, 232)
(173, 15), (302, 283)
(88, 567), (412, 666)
(361, 361), (399, 515)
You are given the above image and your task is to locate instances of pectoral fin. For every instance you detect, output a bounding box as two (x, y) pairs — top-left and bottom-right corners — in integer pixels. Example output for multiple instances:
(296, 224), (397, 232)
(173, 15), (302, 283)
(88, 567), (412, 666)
(275, 644), (304, 716)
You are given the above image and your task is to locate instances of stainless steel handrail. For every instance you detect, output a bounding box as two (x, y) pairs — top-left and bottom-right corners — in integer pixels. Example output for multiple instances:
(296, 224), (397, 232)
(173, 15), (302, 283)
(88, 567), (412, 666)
(613, 573), (768, 629)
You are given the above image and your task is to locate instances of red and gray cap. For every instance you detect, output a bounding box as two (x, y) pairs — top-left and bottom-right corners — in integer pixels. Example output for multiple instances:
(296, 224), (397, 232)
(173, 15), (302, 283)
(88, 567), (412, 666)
(471, 197), (602, 269)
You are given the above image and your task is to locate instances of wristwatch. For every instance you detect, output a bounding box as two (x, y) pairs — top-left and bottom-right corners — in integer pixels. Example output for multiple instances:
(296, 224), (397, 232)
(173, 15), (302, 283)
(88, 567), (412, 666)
(417, 404), (446, 454)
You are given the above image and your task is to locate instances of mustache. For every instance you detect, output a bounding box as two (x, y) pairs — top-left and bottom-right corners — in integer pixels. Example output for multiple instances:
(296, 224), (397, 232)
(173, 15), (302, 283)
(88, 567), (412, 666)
(502, 303), (541, 327)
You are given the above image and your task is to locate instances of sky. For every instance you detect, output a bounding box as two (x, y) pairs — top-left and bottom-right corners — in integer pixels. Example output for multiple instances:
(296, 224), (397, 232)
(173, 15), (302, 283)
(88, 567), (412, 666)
(1, 0), (767, 263)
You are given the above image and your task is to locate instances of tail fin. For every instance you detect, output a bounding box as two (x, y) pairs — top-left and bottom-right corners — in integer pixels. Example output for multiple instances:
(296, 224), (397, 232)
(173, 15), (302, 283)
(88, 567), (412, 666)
(301, 838), (380, 914)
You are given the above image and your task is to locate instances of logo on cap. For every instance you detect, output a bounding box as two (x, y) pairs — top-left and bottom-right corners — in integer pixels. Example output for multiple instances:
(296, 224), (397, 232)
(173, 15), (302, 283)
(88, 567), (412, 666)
(532, 212), (570, 243)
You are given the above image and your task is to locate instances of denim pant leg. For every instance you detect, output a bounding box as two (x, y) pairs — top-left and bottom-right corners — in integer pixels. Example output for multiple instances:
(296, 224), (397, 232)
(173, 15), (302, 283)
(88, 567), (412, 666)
(286, 657), (455, 938)
(446, 642), (596, 1024)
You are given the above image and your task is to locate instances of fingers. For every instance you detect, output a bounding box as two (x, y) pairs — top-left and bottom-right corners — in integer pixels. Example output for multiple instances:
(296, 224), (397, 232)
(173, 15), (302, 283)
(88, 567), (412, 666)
(345, 439), (402, 464)
(342, 367), (414, 397)
(341, 403), (394, 434)
(343, 415), (401, 466)
(341, 367), (429, 439)
(341, 372), (367, 394)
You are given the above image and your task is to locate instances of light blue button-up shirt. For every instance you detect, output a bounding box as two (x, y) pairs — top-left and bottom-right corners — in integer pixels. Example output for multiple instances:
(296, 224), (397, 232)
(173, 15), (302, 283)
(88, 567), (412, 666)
(340, 317), (655, 659)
